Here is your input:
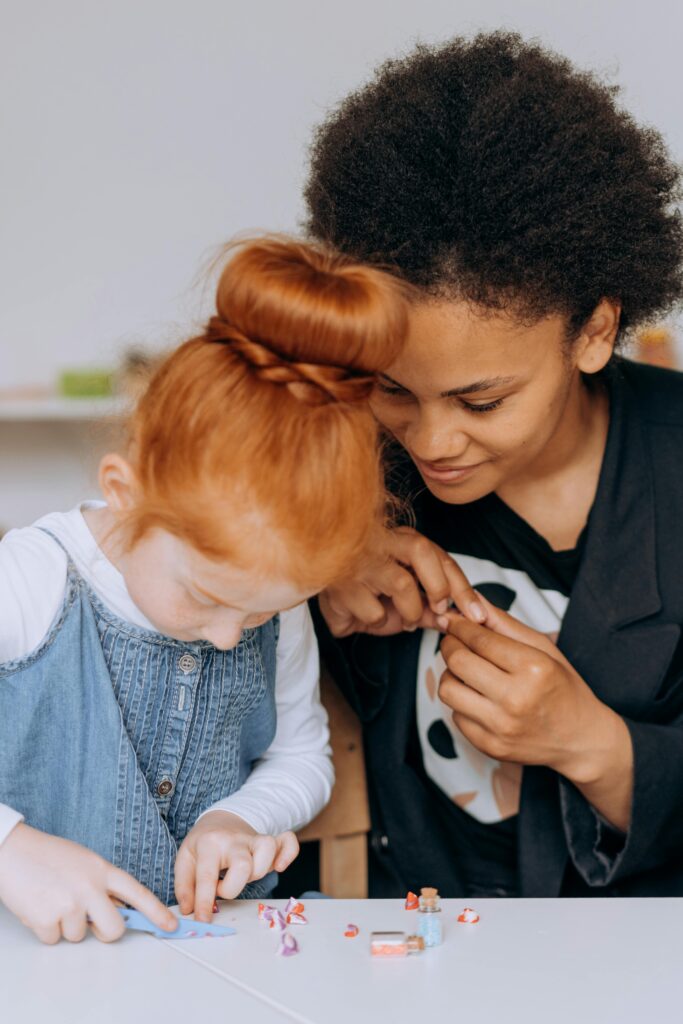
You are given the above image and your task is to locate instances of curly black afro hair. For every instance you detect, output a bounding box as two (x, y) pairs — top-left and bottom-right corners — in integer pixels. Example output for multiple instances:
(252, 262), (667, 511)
(305, 32), (683, 338)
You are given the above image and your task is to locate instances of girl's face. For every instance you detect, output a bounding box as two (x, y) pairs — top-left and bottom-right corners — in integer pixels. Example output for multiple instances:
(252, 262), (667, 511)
(370, 300), (613, 504)
(117, 528), (313, 649)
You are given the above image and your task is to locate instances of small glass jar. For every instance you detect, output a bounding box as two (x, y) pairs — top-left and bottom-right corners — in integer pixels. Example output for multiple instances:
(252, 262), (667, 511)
(417, 886), (443, 947)
(370, 931), (425, 957)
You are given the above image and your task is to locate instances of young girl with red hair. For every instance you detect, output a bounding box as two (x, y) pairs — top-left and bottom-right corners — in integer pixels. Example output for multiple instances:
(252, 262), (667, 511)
(0, 237), (408, 944)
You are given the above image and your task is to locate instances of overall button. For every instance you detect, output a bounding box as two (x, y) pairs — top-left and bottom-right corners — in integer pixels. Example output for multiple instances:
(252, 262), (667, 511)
(156, 777), (174, 797)
(178, 653), (197, 674)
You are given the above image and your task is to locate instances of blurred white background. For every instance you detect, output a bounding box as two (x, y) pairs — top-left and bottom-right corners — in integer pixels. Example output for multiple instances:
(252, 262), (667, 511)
(1, 0), (682, 527)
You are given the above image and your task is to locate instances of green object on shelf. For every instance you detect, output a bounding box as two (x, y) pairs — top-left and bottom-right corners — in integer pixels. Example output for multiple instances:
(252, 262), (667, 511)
(58, 370), (115, 398)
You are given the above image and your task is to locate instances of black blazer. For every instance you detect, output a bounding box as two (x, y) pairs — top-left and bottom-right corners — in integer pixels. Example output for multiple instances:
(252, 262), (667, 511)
(315, 359), (683, 897)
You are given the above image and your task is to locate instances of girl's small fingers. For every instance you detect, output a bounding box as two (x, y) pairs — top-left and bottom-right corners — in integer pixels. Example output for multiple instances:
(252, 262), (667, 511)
(60, 910), (88, 944)
(88, 896), (127, 943)
(192, 849), (222, 923)
(33, 920), (62, 945)
(174, 849), (197, 916)
(216, 855), (253, 902)
(108, 867), (176, 932)
(250, 835), (278, 880)
(272, 831), (299, 873)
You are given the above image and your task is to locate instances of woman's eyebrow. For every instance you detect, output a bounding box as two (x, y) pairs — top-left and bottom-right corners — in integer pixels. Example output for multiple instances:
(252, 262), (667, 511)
(379, 373), (517, 396)
(441, 375), (517, 398)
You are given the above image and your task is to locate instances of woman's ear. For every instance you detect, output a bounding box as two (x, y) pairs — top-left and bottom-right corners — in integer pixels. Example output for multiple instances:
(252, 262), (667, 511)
(98, 454), (138, 512)
(575, 298), (621, 375)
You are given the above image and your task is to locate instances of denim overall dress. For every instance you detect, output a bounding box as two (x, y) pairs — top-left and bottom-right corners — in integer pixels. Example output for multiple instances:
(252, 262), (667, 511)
(0, 530), (279, 904)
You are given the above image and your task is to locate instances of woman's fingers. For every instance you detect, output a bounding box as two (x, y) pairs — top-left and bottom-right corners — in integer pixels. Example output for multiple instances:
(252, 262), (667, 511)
(438, 667), (495, 726)
(475, 594), (560, 656)
(108, 866), (176, 932)
(320, 584), (388, 634)
(374, 561), (427, 627)
(442, 558), (487, 623)
(391, 529), (486, 623)
(441, 614), (526, 673)
(440, 633), (507, 699)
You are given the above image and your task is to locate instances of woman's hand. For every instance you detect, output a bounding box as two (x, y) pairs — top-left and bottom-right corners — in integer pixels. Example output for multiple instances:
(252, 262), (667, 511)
(318, 526), (487, 638)
(437, 598), (634, 830)
(0, 823), (177, 944)
(175, 811), (299, 921)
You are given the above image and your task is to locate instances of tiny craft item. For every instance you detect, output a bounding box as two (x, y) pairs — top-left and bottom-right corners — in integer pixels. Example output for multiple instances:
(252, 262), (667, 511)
(265, 909), (287, 932)
(344, 924), (360, 938)
(276, 932), (299, 957)
(286, 912), (307, 926)
(417, 887), (443, 948)
(117, 907), (236, 939)
(285, 897), (305, 916)
(458, 907), (480, 924)
(59, 369), (115, 398)
(404, 891), (419, 910)
(370, 931), (424, 958)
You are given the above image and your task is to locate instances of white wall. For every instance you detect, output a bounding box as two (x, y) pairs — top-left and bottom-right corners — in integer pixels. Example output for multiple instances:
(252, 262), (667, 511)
(1, 0), (682, 526)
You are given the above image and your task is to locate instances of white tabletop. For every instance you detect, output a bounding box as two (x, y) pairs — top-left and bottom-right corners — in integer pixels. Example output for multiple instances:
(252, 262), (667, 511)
(3, 897), (682, 1024)
(0, 903), (284, 1024)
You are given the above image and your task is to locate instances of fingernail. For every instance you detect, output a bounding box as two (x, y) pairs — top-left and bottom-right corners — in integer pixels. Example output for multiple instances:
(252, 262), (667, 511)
(433, 599), (449, 615)
(469, 602), (486, 623)
(437, 616), (449, 631)
(403, 622), (418, 632)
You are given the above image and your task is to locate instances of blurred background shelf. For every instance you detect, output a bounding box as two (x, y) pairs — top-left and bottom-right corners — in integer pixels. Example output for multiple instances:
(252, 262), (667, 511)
(0, 397), (128, 422)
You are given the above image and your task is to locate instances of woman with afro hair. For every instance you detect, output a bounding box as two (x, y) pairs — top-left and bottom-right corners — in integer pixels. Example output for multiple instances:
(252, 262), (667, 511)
(306, 32), (683, 898)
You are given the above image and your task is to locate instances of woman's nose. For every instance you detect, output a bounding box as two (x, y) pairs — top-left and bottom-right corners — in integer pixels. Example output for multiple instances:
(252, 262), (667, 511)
(405, 408), (469, 463)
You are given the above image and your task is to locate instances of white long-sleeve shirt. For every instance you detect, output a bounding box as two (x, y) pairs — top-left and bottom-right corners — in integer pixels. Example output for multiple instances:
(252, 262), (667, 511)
(0, 503), (333, 847)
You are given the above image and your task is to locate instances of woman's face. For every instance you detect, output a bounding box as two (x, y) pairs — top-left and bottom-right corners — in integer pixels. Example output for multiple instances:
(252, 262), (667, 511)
(370, 300), (594, 504)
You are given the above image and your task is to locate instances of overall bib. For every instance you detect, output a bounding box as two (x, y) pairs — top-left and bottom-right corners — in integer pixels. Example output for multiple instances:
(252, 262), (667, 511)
(0, 530), (279, 904)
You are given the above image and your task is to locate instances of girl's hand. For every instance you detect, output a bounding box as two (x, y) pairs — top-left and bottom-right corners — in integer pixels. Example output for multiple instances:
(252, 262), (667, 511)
(175, 811), (299, 921)
(318, 526), (486, 638)
(437, 598), (633, 824)
(0, 823), (177, 944)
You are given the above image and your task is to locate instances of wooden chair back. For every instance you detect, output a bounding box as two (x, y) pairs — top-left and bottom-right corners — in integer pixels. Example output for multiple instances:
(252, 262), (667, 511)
(297, 667), (370, 898)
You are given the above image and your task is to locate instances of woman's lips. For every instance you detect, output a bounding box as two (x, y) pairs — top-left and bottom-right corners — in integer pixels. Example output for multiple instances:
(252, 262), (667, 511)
(413, 457), (485, 484)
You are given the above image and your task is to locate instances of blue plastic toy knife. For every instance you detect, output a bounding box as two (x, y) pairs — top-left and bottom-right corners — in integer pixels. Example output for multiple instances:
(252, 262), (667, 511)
(118, 907), (236, 939)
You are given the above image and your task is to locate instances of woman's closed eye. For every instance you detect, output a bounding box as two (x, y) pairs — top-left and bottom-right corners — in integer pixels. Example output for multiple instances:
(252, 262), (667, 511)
(375, 379), (505, 414)
(460, 398), (505, 414)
